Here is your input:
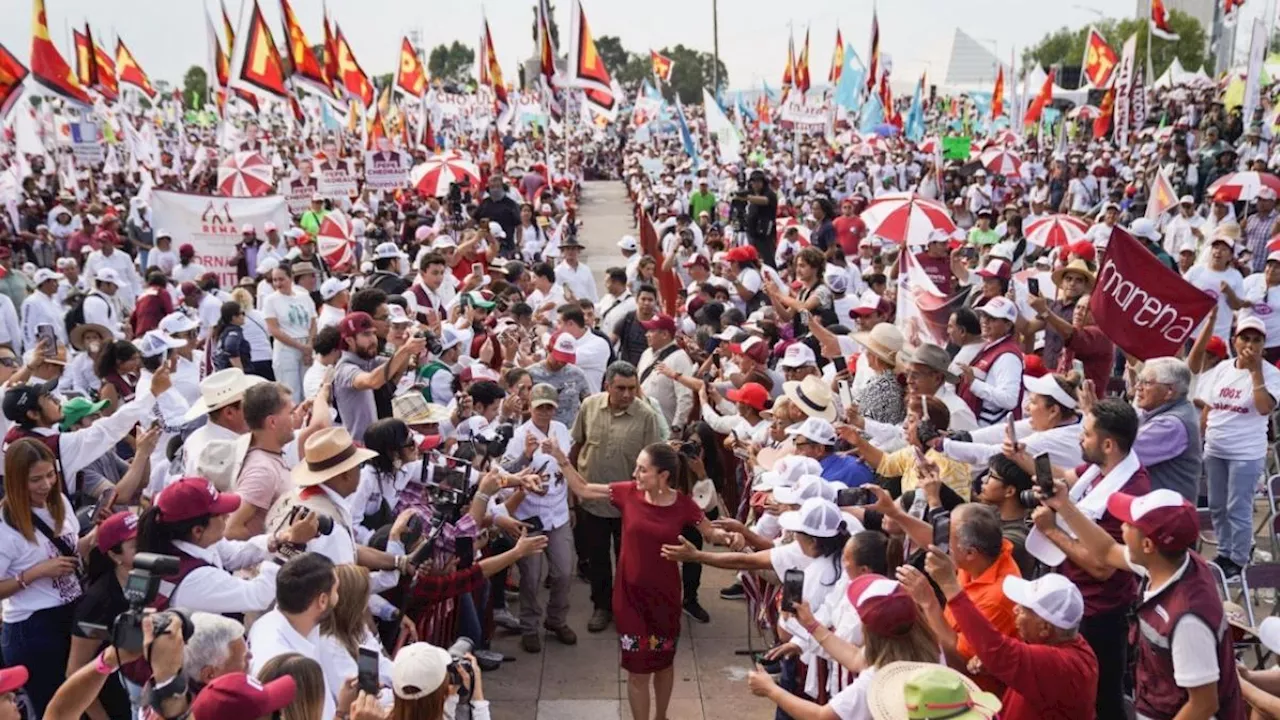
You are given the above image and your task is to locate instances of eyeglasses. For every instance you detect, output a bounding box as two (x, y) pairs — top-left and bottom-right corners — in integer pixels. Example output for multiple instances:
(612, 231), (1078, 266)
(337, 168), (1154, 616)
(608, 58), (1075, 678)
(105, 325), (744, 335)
(1135, 378), (1169, 387)
(0, 357), (18, 368)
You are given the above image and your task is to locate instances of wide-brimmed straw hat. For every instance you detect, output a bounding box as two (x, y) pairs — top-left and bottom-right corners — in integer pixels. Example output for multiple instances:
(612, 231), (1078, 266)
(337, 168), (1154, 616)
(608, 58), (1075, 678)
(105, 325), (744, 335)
(292, 427), (378, 487)
(1050, 258), (1096, 290)
(783, 375), (836, 422)
(69, 323), (112, 351)
(852, 323), (905, 366)
(184, 368), (266, 422)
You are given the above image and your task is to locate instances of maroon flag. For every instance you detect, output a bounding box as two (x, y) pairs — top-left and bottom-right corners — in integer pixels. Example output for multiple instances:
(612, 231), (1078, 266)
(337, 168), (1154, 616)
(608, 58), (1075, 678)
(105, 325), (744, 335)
(1090, 227), (1214, 360)
(637, 208), (680, 317)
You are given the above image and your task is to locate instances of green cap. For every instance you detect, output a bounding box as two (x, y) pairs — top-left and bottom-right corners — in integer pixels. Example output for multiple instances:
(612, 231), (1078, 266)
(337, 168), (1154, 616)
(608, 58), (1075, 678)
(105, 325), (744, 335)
(60, 397), (109, 431)
(464, 291), (496, 310)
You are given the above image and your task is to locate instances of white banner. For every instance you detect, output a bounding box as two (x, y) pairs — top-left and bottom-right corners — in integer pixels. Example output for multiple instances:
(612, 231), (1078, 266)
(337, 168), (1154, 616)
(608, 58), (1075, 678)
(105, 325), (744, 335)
(150, 191), (291, 286)
(363, 150), (409, 191)
(1245, 18), (1267, 128)
(1113, 34), (1137, 148)
(779, 97), (831, 131)
(315, 158), (359, 200)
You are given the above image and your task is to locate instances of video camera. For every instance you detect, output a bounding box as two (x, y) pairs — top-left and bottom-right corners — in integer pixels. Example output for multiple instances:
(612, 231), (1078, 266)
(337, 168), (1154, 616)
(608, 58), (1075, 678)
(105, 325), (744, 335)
(112, 553), (194, 653)
(409, 455), (479, 567)
(447, 182), (466, 224)
(729, 169), (750, 228)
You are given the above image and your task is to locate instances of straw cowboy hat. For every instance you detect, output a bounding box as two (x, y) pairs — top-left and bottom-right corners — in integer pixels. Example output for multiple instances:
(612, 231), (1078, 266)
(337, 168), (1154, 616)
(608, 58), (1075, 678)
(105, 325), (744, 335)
(852, 323), (905, 366)
(292, 427), (378, 487)
(69, 323), (113, 352)
(868, 662), (1001, 720)
(184, 368), (266, 422)
(783, 375), (836, 422)
(1050, 258), (1097, 290)
(392, 392), (450, 426)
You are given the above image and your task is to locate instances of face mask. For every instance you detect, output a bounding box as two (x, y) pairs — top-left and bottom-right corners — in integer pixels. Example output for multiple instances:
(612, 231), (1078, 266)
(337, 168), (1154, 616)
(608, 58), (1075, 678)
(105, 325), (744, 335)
(88, 341), (102, 354)
(490, 189), (505, 201)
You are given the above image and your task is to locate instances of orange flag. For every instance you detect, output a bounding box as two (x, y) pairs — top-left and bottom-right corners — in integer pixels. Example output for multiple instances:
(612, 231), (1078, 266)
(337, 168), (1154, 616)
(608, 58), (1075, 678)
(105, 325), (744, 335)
(93, 42), (118, 101)
(795, 29), (811, 93)
(229, 0), (290, 101)
(828, 29), (844, 84)
(116, 39), (155, 98)
(279, 0), (330, 97)
(1024, 68), (1055, 125)
(73, 27), (97, 90)
(366, 104), (387, 150)
(1094, 86), (1114, 139)
(650, 50), (674, 83)
(1082, 29), (1118, 88)
(322, 14), (342, 100)
(991, 66), (1004, 119)
(30, 0), (92, 106)
(0, 43), (30, 119)
(781, 35), (794, 88)
(568, 1), (615, 116)
(480, 17), (507, 105)
(395, 38), (426, 98)
(1146, 169), (1178, 219)
(334, 25), (373, 108)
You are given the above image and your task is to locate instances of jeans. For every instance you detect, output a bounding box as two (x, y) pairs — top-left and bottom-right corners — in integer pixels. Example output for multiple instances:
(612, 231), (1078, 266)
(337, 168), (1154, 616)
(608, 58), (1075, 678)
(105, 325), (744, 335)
(1, 602), (74, 716)
(1080, 607), (1129, 720)
(1205, 454), (1266, 566)
(579, 510), (622, 611)
(457, 587), (489, 649)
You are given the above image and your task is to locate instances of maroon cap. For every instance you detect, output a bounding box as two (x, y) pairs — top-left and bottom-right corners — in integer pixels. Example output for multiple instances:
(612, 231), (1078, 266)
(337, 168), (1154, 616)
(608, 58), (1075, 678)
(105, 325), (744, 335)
(639, 314), (676, 334)
(0, 666), (28, 694)
(199, 271), (219, 287)
(191, 672), (296, 720)
(97, 511), (138, 554)
(729, 336), (770, 363)
(155, 478), (241, 523)
(846, 574), (919, 637)
(339, 311), (376, 340)
(179, 243), (195, 257)
(1106, 489), (1200, 553)
(180, 281), (200, 298)
(726, 382), (769, 411)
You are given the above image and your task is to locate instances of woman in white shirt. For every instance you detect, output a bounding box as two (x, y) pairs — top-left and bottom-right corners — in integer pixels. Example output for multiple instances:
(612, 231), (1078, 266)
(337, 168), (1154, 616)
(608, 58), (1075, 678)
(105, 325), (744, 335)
(320, 564), (397, 709)
(1189, 311), (1280, 577)
(231, 287), (275, 380)
(1242, 252), (1280, 362)
(263, 266), (318, 398)
(0, 439), (91, 716)
(1185, 232), (1249, 342)
(351, 419), (426, 542)
(940, 373), (1083, 470)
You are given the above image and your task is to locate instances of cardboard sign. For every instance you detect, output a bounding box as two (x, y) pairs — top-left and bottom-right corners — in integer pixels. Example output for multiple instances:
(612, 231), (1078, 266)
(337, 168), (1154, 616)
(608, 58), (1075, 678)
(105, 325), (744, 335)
(363, 150), (408, 191)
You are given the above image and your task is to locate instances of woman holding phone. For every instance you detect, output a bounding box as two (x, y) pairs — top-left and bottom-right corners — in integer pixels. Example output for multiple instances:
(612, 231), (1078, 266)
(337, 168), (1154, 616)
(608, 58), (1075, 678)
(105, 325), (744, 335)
(548, 441), (734, 720)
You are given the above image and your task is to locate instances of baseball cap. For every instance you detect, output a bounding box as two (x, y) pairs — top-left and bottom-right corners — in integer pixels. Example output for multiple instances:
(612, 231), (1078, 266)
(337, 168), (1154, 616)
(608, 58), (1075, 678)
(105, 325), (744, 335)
(1023, 374), (1078, 410)
(726, 382), (769, 411)
(845, 574), (919, 637)
(0, 666), (28, 695)
(1001, 573), (1084, 631)
(754, 455), (824, 490)
(1106, 489), (1200, 553)
(159, 311), (200, 336)
(487, 221), (507, 239)
(60, 396), (109, 430)
(458, 364), (501, 384)
(191, 672), (296, 719)
(96, 510), (139, 553)
(374, 241), (408, 260)
(339, 312), (376, 341)
(263, 221), (277, 233)
(639, 314), (676, 334)
(438, 326), (463, 352)
(977, 296), (1017, 322)
(975, 259), (1011, 280)
(392, 642), (452, 700)
(386, 305), (414, 326)
(617, 235), (639, 252)
(463, 291), (496, 310)
(137, 330), (187, 359)
(778, 497), (846, 537)
(773, 474), (839, 505)
(530, 383), (559, 408)
(1260, 187), (1278, 202)
(724, 245), (759, 264)
(785, 416), (838, 446)
(729, 335), (769, 363)
(547, 332), (577, 363)
(155, 478), (241, 523)
(850, 290), (885, 317)
(179, 243), (195, 257)
(2, 379), (58, 423)
(1179, 195), (1195, 205)
(33, 268), (62, 285)
(1238, 315), (1267, 340)
(95, 268), (122, 286)
(780, 342), (817, 368)
(1206, 335), (1228, 359)
(320, 277), (352, 301)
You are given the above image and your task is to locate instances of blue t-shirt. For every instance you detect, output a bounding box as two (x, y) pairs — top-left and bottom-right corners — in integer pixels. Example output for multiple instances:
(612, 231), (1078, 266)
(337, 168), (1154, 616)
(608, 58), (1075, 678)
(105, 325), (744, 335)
(820, 453), (875, 487)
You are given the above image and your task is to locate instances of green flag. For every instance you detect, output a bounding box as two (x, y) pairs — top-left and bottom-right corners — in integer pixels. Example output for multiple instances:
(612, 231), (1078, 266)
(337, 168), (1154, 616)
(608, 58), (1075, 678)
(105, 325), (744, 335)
(943, 136), (971, 161)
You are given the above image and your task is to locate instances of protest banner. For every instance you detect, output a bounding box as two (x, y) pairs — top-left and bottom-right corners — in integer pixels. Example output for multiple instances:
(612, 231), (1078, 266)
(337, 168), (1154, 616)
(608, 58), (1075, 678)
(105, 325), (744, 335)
(284, 176), (316, 215)
(315, 157), (359, 200)
(363, 149), (408, 191)
(1090, 227), (1214, 360)
(778, 96), (829, 131)
(69, 121), (104, 165)
(897, 251), (969, 347)
(150, 190), (290, 287)
(942, 136), (971, 161)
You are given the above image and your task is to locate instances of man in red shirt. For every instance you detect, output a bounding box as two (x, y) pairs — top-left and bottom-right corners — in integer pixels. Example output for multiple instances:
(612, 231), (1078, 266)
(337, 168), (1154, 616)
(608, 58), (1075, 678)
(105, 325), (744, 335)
(915, 228), (955, 294)
(832, 198), (865, 256)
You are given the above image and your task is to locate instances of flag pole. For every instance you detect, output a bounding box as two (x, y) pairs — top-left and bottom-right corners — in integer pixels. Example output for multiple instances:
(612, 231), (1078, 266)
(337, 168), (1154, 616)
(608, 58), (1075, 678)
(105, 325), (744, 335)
(712, 0), (720, 94)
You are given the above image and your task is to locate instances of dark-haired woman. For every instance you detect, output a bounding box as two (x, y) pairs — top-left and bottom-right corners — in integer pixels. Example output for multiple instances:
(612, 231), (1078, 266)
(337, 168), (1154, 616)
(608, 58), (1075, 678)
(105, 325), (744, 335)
(69, 510), (140, 717)
(212, 301), (252, 371)
(547, 441), (734, 720)
(0, 439), (93, 715)
(354, 418), (425, 539)
(95, 339), (141, 414)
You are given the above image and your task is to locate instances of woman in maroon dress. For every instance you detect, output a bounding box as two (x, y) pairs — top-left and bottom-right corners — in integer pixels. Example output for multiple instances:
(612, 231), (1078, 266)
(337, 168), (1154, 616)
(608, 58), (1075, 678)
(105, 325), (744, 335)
(550, 441), (732, 720)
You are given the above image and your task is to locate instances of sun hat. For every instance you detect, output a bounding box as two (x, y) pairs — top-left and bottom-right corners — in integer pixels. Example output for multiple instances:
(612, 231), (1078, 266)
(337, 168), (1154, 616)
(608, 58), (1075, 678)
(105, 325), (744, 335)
(783, 376), (836, 422)
(68, 323), (111, 350)
(60, 396), (109, 431)
(392, 642), (452, 700)
(392, 392), (450, 425)
(773, 474), (840, 505)
(155, 477), (241, 523)
(852, 323), (905, 366)
(1050, 258), (1097, 289)
(846, 575), (920, 638)
(778, 497), (846, 537)
(867, 663), (1001, 720)
(1001, 573), (1084, 630)
(1023, 374), (1078, 410)
(96, 510), (139, 554)
(292, 427), (379, 487)
(191, 672), (297, 719)
(1106, 488), (1200, 553)
(184, 368), (264, 422)
(899, 344), (958, 384)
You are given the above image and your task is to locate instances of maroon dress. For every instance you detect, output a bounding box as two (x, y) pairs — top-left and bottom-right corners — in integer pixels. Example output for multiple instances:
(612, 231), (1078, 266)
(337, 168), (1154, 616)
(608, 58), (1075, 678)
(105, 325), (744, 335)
(609, 481), (705, 674)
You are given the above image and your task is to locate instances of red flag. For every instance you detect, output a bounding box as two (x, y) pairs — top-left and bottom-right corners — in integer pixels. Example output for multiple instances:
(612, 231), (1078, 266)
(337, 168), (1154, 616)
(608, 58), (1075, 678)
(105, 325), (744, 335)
(567, 1), (615, 117)
(229, 0), (290, 101)
(781, 35), (795, 88)
(0, 43), (30, 120)
(1146, 169), (1178, 219)
(991, 66), (1004, 119)
(73, 28), (97, 89)
(828, 29), (844, 84)
(637, 209), (680, 316)
(422, 113), (436, 151)
(1150, 0), (1180, 40)
(395, 38), (427, 98)
(30, 0), (92, 106)
(1223, 0), (1245, 26)
(1094, 86), (1114, 139)
(480, 17), (508, 105)
(1024, 68), (1055, 125)
(650, 50), (674, 83)
(1089, 227), (1214, 360)
(322, 13), (342, 99)
(93, 42), (118, 101)
(279, 0), (330, 96)
(365, 105), (386, 150)
(795, 29), (811, 93)
(866, 9), (880, 93)
(1081, 28), (1119, 88)
(116, 39), (156, 98)
(334, 26), (373, 107)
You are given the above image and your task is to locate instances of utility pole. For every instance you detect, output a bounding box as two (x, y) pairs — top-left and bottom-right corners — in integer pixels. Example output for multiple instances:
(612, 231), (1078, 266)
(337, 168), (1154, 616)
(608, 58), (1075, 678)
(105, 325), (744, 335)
(713, 0), (720, 92)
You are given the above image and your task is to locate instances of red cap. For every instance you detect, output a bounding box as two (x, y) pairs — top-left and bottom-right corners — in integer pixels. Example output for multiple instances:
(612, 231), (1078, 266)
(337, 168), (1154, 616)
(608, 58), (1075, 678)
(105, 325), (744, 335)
(0, 666), (28, 694)
(1206, 335), (1228, 360)
(155, 478), (241, 523)
(547, 331), (578, 363)
(726, 382), (770, 411)
(339, 311), (377, 340)
(1023, 354), (1048, 378)
(724, 245), (759, 264)
(729, 336), (770, 363)
(1068, 240), (1096, 263)
(96, 510), (138, 554)
(846, 574), (919, 637)
(639, 314), (677, 334)
(179, 243), (195, 257)
(1106, 489), (1200, 552)
(682, 254), (710, 269)
(418, 434), (443, 452)
(191, 672), (296, 719)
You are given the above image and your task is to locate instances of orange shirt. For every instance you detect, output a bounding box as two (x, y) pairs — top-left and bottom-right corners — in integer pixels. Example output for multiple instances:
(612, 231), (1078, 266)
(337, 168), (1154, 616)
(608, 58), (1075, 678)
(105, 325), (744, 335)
(944, 538), (1022, 695)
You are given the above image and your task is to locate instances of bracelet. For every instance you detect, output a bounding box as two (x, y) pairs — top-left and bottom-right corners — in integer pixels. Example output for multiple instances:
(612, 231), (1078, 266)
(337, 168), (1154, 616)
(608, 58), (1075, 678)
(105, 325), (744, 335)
(14, 572), (26, 589)
(94, 649), (117, 675)
(475, 491), (492, 504)
(801, 618), (821, 634)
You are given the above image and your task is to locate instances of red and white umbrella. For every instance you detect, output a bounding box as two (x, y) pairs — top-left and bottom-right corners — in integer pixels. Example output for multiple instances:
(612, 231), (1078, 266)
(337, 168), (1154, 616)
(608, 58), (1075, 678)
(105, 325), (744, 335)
(316, 208), (356, 273)
(1023, 214), (1090, 249)
(1206, 171), (1280, 202)
(410, 153), (483, 197)
(860, 193), (957, 246)
(217, 152), (274, 197)
(981, 149), (1023, 178)
(776, 217), (812, 244)
(985, 129), (1021, 148)
(1067, 105), (1101, 120)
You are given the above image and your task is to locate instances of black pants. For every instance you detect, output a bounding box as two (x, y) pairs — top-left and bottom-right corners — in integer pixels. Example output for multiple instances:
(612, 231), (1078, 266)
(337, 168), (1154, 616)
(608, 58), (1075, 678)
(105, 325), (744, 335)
(681, 507), (719, 602)
(248, 360), (275, 381)
(1080, 607), (1129, 720)
(579, 510), (622, 611)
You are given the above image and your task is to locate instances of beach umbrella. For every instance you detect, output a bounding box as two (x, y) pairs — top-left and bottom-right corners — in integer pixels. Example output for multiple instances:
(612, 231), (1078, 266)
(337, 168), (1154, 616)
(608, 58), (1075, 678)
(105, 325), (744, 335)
(1206, 171), (1280, 202)
(776, 217), (812, 244)
(316, 208), (356, 273)
(1024, 214), (1090, 249)
(980, 148), (1024, 178)
(860, 193), (957, 246)
(410, 153), (482, 197)
(216, 152), (274, 197)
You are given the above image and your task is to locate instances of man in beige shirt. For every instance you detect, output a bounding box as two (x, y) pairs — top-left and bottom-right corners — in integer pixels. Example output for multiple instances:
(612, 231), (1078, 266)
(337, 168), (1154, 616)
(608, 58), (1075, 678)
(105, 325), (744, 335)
(570, 361), (661, 633)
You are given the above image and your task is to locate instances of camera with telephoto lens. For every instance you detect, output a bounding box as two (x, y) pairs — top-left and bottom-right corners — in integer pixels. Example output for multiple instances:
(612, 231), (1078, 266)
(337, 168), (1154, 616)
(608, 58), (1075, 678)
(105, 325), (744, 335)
(415, 329), (443, 356)
(1018, 489), (1041, 509)
(446, 638), (476, 697)
(114, 553), (195, 653)
(286, 504), (334, 536)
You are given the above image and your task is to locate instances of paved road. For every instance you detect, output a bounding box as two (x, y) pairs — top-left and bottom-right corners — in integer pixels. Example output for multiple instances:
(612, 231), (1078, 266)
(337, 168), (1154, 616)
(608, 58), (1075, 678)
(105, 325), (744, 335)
(485, 180), (775, 720)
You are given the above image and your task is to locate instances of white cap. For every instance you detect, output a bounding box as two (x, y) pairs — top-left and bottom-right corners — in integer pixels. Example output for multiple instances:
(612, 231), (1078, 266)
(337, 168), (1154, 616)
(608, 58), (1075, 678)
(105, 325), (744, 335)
(94, 268), (123, 285)
(415, 225), (434, 242)
(617, 235), (639, 252)
(391, 642), (451, 700)
(977, 296), (1017, 322)
(438, 326), (463, 352)
(374, 242), (407, 260)
(33, 268), (63, 285)
(785, 416), (838, 446)
(1129, 217), (1159, 240)
(137, 330), (187, 358)
(825, 271), (849, 294)
(773, 474), (839, 505)
(387, 304), (414, 325)
(1179, 194), (1195, 205)
(155, 228), (172, 240)
(1260, 617), (1280, 654)
(1260, 187), (1278, 201)
(754, 456), (824, 490)
(159, 311), (200, 335)
(1268, 251), (1280, 265)
(550, 332), (578, 361)
(780, 342), (817, 368)
(256, 256), (280, 276)
(263, 221), (277, 233)
(56, 257), (77, 269)
(778, 497), (846, 538)
(1238, 315), (1267, 339)
(488, 221), (506, 239)
(431, 235), (458, 250)
(1001, 573), (1085, 631)
(1023, 374), (1078, 410)
(320, 277), (351, 301)
(240, 223), (254, 234)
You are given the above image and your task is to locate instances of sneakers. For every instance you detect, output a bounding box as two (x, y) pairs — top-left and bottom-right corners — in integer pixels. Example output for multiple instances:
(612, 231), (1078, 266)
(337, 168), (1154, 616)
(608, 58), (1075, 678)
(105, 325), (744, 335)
(587, 608), (612, 633)
(493, 608), (521, 631)
(473, 649), (504, 671)
(521, 634), (542, 653)
(719, 582), (745, 600)
(544, 623), (578, 645)
(683, 599), (710, 624)
(1212, 556), (1242, 580)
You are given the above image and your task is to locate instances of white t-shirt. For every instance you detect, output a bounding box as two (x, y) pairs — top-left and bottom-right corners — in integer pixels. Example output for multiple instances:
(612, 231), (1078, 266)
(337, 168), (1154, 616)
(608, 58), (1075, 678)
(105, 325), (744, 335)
(1184, 265), (1245, 341)
(1199, 359), (1280, 460)
(828, 665), (878, 720)
(1242, 274), (1280, 348)
(732, 267), (763, 314)
(0, 494), (81, 622)
(263, 287), (317, 356)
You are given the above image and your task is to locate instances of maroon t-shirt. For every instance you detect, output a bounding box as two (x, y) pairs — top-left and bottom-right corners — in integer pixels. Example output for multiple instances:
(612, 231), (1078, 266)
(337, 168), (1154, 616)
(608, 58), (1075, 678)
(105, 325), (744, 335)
(1061, 464), (1151, 617)
(914, 252), (954, 295)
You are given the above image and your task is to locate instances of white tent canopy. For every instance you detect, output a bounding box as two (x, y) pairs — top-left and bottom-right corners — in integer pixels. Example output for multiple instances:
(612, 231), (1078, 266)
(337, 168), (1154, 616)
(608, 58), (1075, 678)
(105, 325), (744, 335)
(1153, 57), (1188, 88)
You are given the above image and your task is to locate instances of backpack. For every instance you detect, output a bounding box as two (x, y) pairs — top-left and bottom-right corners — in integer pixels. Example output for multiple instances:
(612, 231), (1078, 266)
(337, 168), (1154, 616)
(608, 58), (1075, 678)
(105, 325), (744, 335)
(64, 292), (88, 337)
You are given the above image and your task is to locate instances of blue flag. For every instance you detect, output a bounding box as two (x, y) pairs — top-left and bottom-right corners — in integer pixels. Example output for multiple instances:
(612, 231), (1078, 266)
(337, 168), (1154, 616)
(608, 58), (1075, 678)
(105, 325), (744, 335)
(904, 80), (925, 142)
(762, 81), (778, 103)
(859, 95), (884, 134)
(736, 92), (756, 122)
(675, 98), (699, 163)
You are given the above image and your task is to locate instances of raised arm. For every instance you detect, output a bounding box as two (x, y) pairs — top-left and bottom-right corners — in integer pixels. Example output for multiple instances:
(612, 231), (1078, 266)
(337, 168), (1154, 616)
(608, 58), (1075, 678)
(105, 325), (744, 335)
(545, 440), (611, 502)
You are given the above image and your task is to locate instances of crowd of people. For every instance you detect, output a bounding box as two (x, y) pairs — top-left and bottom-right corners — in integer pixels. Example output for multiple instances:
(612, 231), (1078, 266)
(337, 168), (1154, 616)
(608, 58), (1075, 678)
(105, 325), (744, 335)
(2, 71), (1280, 720)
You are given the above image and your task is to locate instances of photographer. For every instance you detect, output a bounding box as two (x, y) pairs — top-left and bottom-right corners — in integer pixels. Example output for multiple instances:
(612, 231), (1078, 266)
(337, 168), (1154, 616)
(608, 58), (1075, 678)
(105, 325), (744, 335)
(334, 311), (427, 443)
(740, 170), (778, 267)
(390, 641), (491, 720)
(69, 511), (141, 718)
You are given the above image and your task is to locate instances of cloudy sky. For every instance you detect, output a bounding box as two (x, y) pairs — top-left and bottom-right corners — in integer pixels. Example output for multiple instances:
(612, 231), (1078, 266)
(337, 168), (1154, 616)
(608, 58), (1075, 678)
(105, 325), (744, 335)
(1, 0), (1271, 92)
